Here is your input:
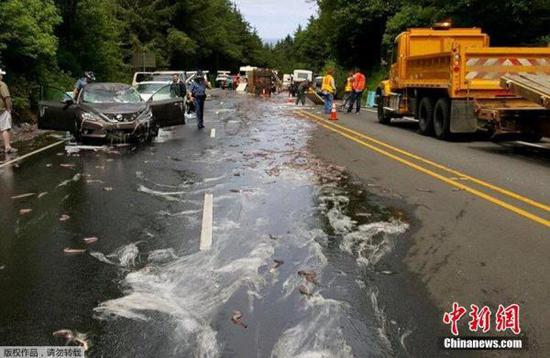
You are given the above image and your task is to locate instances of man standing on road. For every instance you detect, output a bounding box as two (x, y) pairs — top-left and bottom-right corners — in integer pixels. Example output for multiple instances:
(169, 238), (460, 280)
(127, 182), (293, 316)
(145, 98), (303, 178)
(347, 68), (366, 114)
(321, 68), (336, 114)
(295, 80), (310, 106)
(189, 70), (211, 130)
(170, 74), (187, 98)
(73, 71), (95, 99)
(0, 69), (16, 154)
(341, 71), (354, 111)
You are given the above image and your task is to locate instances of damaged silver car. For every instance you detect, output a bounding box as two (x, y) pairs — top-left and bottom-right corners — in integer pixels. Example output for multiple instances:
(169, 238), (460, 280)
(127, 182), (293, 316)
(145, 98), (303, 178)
(38, 83), (185, 142)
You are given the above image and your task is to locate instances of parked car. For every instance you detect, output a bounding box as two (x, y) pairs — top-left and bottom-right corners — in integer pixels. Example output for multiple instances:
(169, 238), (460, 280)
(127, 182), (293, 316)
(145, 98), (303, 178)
(38, 83), (186, 142)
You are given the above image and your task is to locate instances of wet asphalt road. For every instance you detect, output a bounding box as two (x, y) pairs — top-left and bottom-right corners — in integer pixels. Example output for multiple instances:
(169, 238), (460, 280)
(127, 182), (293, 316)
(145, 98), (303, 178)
(0, 91), (442, 357)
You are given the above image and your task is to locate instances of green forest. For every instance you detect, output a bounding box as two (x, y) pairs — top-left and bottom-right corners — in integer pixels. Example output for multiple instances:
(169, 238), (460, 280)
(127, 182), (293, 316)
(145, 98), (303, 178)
(0, 0), (548, 121)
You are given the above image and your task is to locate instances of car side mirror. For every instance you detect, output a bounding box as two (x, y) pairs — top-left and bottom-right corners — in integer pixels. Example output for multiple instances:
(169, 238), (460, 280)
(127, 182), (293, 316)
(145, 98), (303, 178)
(62, 97), (74, 105)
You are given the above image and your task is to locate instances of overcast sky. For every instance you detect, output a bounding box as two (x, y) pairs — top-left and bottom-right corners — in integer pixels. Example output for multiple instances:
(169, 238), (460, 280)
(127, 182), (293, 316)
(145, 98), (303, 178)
(232, 0), (317, 42)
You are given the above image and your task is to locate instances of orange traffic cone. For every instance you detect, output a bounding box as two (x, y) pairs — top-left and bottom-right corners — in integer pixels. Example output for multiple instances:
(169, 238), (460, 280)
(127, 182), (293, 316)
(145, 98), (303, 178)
(330, 103), (338, 121)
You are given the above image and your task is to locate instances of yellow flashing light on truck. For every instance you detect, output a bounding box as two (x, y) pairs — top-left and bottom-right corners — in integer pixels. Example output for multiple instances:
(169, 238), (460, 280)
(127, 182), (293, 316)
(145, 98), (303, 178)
(376, 26), (550, 141)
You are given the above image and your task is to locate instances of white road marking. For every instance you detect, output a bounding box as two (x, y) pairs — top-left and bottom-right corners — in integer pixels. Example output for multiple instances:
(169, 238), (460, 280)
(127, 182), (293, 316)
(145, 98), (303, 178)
(515, 141), (550, 149)
(210, 128), (216, 138)
(200, 193), (214, 251)
(0, 140), (65, 169)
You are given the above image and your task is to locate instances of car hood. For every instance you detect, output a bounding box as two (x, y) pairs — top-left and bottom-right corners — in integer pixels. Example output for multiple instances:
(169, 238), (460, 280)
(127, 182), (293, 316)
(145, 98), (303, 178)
(80, 102), (148, 115)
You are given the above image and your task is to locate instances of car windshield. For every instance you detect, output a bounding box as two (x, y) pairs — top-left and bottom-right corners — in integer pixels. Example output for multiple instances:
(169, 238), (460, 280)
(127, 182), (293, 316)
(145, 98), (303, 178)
(82, 86), (142, 104)
(136, 83), (165, 95)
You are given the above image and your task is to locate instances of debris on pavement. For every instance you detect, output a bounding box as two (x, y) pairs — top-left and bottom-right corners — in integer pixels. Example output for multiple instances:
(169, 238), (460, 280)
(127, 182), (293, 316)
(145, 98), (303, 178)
(231, 311), (248, 329)
(59, 214), (70, 222)
(63, 248), (87, 255)
(415, 187), (434, 193)
(270, 259), (284, 273)
(46, 163), (53, 167)
(298, 270), (319, 285)
(0, 265), (5, 270)
(86, 179), (104, 184)
(298, 285), (313, 297)
(37, 192), (48, 199)
(19, 209), (32, 215)
(83, 237), (99, 244)
(59, 163), (76, 168)
(52, 329), (89, 351)
(103, 187), (113, 192)
(57, 173), (81, 187)
(11, 193), (36, 200)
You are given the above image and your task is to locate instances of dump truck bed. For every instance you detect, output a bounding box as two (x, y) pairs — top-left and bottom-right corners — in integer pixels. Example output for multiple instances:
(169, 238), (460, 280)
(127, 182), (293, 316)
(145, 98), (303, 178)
(501, 74), (550, 109)
(403, 47), (550, 98)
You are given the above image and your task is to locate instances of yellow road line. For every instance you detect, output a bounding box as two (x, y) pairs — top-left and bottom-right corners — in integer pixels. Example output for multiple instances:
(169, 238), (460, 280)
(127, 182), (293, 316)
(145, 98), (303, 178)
(299, 110), (550, 213)
(296, 111), (550, 228)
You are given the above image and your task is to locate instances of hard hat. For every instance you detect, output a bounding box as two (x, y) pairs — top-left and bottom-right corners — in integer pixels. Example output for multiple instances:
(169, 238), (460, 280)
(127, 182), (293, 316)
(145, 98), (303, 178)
(84, 71), (96, 81)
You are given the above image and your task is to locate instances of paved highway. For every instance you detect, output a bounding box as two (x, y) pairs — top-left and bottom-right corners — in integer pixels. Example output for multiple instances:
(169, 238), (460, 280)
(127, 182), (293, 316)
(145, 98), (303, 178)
(300, 107), (549, 355)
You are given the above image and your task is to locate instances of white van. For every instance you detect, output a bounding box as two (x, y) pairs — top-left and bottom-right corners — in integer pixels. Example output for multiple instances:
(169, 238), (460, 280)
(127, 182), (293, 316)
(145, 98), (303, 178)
(132, 71), (186, 86)
(292, 70), (313, 83)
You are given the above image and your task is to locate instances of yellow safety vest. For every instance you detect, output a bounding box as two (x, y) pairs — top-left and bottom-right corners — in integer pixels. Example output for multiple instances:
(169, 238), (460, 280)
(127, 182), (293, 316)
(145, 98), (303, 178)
(344, 77), (353, 92)
(322, 74), (335, 93)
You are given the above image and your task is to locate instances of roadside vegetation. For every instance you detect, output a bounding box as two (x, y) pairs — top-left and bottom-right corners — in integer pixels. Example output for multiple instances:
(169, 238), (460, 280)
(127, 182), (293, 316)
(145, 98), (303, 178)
(0, 0), (548, 122)
(0, 0), (268, 123)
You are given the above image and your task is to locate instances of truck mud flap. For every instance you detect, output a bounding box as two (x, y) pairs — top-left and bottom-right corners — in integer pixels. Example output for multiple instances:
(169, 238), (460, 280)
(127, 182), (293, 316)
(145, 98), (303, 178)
(450, 100), (478, 133)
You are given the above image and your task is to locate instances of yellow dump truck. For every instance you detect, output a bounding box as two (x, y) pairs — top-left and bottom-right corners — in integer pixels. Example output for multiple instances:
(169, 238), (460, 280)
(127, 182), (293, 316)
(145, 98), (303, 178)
(377, 25), (550, 141)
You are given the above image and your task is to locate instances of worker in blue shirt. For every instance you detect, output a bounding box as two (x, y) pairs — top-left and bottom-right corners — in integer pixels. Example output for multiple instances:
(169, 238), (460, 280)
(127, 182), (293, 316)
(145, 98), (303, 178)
(188, 70), (211, 129)
(73, 71), (95, 99)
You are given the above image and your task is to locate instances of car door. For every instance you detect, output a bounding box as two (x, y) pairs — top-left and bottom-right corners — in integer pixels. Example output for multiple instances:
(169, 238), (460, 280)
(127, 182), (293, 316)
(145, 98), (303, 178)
(148, 84), (185, 127)
(38, 87), (79, 132)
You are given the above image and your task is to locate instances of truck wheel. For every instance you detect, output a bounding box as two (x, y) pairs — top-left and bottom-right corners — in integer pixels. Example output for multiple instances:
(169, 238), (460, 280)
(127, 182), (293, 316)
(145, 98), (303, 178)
(418, 97), (434, 135)
(377, 96), (391, 124)
(433, 98), (451, 140)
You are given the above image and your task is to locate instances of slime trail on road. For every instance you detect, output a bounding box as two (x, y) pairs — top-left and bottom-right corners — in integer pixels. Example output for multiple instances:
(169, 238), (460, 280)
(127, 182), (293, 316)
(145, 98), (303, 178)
(0, 92), (439, 357)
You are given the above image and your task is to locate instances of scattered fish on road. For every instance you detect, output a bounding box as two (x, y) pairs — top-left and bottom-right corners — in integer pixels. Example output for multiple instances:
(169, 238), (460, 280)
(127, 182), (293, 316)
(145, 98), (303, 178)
(231, 311), (248, 329)
(63, 248), (86, 255)
(11, 193), (36, 200)
(52, 329), (89, 351)
(83, 237), (99, 244)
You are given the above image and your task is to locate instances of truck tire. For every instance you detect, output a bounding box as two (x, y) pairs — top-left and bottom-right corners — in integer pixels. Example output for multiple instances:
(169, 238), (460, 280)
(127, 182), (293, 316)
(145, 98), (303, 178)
(433, 98), (451, 140)
(377, 96), (391, 124)
(418, 97), (434, 135)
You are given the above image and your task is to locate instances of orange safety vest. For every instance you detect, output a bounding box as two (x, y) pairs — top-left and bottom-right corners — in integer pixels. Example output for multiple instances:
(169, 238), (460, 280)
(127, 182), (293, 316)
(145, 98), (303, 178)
(352, 72), (366, 91)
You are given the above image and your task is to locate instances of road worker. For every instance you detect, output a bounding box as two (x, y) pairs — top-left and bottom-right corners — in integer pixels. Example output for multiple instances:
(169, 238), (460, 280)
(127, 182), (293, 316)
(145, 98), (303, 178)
(188, 70), (211, 130)
(321, 68), (336, 114)
(347, 68), (366, 114)
(341, 71), (354, 111)
(295, 80), (310, 106)
(73, 71), (95, 99)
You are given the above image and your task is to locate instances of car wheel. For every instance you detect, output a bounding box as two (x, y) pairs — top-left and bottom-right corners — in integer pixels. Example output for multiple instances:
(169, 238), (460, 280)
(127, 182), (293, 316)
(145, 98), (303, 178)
(418, 97), (434, 135)
(433, 98), (451, 140)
